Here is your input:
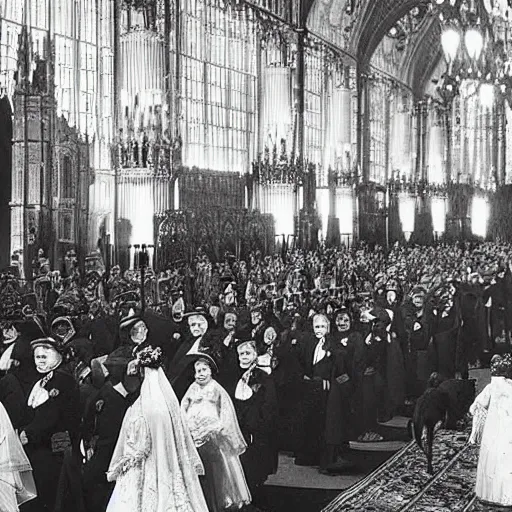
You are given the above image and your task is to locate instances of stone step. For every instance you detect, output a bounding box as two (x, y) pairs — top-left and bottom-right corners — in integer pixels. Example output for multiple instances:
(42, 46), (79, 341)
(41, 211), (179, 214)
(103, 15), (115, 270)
(376, 415), (413, 442)
(377, 415), (411, 429)
(349, 440), (408, 452)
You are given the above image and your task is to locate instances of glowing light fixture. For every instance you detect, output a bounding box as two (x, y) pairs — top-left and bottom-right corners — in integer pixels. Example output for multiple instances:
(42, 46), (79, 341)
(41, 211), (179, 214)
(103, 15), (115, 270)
(464, 27), (484, 60)
(479, 83), (494, 108)
(335, 188), (354, 236)
(316, 188), (330, 240)
(471, 196), (489, 238)
(431, 197), (446, 234)
(399, 193), (416, 241)
(441, 27), (460, 62)
(261, 184), (295, 237)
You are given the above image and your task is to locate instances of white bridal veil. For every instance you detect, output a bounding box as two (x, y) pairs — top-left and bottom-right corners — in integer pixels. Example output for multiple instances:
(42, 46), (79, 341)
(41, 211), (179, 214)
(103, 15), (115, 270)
(0, 402), (37, 511)
(108, 367), (208, 512)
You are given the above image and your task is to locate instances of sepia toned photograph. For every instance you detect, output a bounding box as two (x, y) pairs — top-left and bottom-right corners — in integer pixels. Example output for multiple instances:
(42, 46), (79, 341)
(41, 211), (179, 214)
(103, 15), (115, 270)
(0, 0), (511, 511)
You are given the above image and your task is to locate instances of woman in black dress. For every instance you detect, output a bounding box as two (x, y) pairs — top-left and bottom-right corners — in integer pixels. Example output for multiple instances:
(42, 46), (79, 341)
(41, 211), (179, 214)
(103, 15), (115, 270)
(225, 340), (278, 500)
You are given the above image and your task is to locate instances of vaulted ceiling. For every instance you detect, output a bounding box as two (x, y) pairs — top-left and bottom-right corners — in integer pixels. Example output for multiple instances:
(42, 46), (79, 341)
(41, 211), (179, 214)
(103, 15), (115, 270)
(304, 0), (445, 96)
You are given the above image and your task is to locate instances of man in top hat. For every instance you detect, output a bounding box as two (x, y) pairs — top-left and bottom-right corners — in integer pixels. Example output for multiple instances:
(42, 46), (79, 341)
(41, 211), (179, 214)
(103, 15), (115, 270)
(119, 310), (149, 346)
(20, 336), (80, 512)
(92, 311), (149, 385)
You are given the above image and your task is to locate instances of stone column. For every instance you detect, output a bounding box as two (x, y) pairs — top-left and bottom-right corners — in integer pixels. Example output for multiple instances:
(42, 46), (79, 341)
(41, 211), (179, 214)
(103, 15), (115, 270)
(11, 93), (51, 280)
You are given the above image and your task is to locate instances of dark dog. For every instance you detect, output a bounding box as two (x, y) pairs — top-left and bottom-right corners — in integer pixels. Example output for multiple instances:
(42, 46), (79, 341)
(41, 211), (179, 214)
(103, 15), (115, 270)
(411, 373), (475, 474)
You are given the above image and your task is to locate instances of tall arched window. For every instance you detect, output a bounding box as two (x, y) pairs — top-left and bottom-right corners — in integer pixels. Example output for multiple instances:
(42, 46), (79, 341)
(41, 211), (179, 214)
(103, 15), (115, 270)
(61, 155), (74, 199)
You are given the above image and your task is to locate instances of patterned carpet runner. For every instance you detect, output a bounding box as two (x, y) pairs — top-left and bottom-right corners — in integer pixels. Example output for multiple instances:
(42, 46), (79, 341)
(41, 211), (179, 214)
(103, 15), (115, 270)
(323, 427), (509, 512)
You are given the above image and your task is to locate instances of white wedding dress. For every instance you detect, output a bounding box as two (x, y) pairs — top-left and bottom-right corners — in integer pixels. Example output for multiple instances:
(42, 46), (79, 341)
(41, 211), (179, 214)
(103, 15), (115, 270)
(107, 367), (208, 512)
(470, 376), (512, 506)
(0, 402), (37, 512)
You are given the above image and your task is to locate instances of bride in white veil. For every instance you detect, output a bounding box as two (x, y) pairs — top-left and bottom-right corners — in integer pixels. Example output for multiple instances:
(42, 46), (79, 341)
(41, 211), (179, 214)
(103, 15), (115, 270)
(0, 401), (37, 512)
(106, 346), (209, 512)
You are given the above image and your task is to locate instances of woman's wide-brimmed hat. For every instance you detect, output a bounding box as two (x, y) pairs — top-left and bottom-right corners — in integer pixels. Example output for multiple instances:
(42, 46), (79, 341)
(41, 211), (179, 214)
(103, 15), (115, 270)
(186, 351), (219, 374)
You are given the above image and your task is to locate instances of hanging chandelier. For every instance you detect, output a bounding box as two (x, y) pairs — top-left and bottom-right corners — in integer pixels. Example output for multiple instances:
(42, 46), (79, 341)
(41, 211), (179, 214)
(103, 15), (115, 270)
(433, 0), (512, 105)
(435, 0), (486, 68)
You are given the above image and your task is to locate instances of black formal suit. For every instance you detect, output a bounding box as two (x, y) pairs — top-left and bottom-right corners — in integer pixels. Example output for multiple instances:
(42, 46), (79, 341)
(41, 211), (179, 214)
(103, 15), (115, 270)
(0, 366), (39, 430)
(272, 327), (304, 452)
(21, 368), (80, 512)
(0, 338), (40, 430)
(227, 366), (278, 494)
(82, 382), (134, 512)
(295, 332), (333, 465)
(324, 331), (359, 450)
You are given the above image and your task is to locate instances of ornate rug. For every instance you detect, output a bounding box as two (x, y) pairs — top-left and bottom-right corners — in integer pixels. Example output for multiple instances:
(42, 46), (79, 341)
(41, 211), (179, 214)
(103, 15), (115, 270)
(323, 427), (491, 512)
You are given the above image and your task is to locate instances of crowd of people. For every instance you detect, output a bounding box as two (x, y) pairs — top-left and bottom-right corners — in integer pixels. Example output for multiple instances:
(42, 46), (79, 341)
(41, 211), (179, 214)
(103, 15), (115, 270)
(0, 240), (511, 512)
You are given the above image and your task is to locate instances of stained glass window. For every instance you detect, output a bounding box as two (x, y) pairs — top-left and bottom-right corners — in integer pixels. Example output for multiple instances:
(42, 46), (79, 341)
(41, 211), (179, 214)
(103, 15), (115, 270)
(79, 41), (97, 136)
(60, 155), (74, 199)
(99, 0), (114, 143)
(369, 79), (389, 185)
(55, 36), (75, 123)
(181, 0), (257, 173)
(53, 0), (103, 138)
(305, 48), (325, 180)
(0, 1), (24, 97)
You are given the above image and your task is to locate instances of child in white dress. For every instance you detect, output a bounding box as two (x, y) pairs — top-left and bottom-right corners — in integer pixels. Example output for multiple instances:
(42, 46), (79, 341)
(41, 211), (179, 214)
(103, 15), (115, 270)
(182, 354), (251, 512)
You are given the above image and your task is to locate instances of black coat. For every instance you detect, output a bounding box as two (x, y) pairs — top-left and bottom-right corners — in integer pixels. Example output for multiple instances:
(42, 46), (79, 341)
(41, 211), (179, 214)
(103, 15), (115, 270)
(22, 368), (81, 512)
(272, 328), (304, 452)
(324, 331), (359, 445)
(228, 366), (278, 491)
(82, 382), (133, 512)
(0, 367), (39, 430)
(167, 332), (221, 399)
(295, 333), (334, 463)
(0, 338), (39, 429)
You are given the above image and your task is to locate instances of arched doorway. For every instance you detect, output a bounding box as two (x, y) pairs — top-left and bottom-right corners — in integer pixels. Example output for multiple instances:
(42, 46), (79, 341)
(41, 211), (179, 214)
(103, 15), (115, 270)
(0, 97), (13, 270)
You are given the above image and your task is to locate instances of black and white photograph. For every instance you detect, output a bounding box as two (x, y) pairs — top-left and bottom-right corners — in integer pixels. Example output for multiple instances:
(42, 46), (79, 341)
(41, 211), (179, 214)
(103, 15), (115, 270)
(0, 0), (512, 511)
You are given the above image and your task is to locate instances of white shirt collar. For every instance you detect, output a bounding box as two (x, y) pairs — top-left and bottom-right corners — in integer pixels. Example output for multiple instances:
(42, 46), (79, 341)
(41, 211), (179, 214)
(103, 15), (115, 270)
(113, 382), (129, 398)
(313, 338), (327, 365)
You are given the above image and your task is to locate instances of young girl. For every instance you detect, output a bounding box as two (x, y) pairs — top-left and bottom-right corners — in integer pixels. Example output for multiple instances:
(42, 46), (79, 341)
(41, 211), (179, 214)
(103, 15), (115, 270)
(182, 354), (251, 512)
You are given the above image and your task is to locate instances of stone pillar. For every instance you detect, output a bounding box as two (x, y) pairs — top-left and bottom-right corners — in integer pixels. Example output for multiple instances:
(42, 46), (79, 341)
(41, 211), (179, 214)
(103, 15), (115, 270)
(11, 93), (51, 280)
(357, 183), (387, 247)
(445, 183), (472, 241)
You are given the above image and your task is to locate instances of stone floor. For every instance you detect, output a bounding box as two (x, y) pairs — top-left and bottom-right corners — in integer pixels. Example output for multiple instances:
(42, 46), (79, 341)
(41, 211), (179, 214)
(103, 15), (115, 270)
(266, 453), (365, 490)
(263, 369), (492, 512)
